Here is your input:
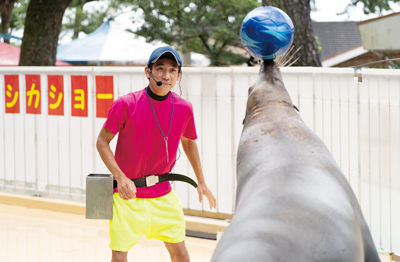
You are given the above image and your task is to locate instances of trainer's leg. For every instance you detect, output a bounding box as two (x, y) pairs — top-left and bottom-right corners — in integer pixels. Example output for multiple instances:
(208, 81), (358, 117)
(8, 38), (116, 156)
(164, 241), (190, 262)
(111, 250), (128, 262)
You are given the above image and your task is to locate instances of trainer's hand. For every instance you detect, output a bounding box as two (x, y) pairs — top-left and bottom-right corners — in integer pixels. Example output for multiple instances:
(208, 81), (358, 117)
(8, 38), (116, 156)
(197, 182), (217, 209)
(117, 175), (137, 200)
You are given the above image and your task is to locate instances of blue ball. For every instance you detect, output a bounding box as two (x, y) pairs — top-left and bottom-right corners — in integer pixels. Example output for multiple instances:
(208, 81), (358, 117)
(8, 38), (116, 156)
(240, 6), (294, 60)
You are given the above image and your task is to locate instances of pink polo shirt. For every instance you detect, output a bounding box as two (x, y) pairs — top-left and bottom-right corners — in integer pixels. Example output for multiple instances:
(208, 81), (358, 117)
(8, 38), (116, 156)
(104, 88), (197, 198)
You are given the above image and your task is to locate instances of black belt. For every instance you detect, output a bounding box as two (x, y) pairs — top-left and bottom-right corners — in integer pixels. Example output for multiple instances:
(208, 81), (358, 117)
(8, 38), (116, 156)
(113, 173), (198, 189)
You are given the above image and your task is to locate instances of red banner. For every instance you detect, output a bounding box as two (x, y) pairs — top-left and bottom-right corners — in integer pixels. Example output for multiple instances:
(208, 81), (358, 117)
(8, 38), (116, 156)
(48, 75), (64, 116)
(4, 75), (20, 114)
(25, 75), (41, 115)
(71, 75), (88, 117)
(96, 76), (114, 118)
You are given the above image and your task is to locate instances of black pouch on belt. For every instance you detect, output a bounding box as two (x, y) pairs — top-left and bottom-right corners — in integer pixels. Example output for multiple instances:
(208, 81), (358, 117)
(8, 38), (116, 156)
(86, 173), (197, 220)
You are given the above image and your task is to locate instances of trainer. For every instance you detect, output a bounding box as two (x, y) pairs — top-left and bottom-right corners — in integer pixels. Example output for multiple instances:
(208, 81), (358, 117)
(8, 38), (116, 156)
(96, 46), (216, 262)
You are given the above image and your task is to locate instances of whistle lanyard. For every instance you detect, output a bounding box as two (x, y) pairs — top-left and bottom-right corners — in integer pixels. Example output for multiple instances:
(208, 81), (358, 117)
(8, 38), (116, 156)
(146, 91), (174, 163)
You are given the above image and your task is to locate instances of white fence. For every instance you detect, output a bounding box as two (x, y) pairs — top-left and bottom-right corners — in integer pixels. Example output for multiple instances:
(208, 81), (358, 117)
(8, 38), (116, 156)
(1, 66), (399, 254)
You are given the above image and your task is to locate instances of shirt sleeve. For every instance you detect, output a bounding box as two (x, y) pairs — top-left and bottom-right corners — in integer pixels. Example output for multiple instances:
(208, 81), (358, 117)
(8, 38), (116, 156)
(181, 101), (197, 140)
(103, 96), (129, 135)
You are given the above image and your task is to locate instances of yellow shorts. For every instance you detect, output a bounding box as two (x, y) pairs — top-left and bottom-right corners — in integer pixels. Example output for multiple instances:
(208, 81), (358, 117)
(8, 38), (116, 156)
(109, 190), (185, 252)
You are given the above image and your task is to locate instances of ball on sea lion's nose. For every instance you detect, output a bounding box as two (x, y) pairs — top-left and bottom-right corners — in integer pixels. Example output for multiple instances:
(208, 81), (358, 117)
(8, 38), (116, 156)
(240, 6), (294, 60)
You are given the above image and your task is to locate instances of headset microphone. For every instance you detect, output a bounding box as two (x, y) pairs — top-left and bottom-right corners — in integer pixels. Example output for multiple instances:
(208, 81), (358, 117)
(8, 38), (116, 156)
(149, 69), (162, 86)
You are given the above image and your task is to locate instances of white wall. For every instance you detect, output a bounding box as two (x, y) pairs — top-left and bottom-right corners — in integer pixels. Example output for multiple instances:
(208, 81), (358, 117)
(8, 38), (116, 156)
(358, 13), (400, 50)
(1, 66), (399, 253)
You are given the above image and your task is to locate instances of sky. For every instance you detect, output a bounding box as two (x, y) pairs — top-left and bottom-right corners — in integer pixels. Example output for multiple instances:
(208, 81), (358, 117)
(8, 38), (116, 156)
(96, 0), (400, 34)
(108, 0), (400, 30)
(310, 0), (400, 22)
(8, 0), (400, 45)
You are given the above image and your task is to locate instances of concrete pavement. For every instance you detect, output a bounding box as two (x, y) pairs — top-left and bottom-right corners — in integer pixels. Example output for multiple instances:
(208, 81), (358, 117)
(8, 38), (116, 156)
(0, 192), (228, 262)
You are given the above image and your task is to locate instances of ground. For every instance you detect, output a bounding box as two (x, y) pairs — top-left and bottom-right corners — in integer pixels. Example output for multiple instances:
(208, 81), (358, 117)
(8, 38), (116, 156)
(0, 203), (217, 262)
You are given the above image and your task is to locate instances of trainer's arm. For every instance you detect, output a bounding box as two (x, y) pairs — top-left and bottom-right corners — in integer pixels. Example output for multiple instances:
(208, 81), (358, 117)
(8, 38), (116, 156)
(96, 127), (136, 200)
(181, 136), (217, 209)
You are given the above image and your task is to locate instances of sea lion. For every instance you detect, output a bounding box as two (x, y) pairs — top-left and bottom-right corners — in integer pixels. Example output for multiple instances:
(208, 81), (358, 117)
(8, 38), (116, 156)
(211, 60), (379, 262)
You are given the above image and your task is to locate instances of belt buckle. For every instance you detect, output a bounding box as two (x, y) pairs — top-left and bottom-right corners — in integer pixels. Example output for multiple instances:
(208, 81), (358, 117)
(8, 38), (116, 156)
(146, 175), (159, 187)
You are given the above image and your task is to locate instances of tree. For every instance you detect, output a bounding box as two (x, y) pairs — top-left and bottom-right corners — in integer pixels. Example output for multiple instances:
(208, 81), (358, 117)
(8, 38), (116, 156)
(263, 0), (322, 66)
(13, 0), (400, 66)
(8, 0), (28, 35)
(0, 0), (18, 43)
(349, 0), (400, 14)
(62, 0), (126, 40)
(0, 0), (29, 45)
(264, 0), (400, 66)
(19, 0), (97, 66)
(2, 0), (113, 46)
(63, 0), (106, 40)
(19, 0), (74, 66)
(129, 0), (260, 66)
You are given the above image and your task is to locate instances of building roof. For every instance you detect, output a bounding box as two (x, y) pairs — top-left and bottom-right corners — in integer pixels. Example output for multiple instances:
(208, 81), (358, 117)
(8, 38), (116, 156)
(356, 11), (400, 25)
(312, 21), (362, 61)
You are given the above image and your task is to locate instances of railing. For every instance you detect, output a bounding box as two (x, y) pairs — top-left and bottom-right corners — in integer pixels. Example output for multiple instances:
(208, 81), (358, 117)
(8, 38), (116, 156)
(1, 66), (399, 254)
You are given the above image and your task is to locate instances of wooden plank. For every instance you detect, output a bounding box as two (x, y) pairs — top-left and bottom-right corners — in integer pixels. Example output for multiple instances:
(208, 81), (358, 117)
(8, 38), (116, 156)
(200, 72), (217, 213)
(313, 75), (324, 140)
(0, 75), (5, 184)
(24, 114), (36, 185)
(337, 76), (349, 175)
(4, 114), (15, 182)
(322, 75), (333, 152)
(216, 73), (233, 214)
(348, 80), (360, 200)
(69, 117), (82, 190)
(187, 74), (203, 211)
(298, 74), (314, 130)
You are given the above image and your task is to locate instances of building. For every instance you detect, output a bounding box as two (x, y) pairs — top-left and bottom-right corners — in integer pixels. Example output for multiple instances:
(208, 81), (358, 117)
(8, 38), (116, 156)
(312, 12), (400, 68)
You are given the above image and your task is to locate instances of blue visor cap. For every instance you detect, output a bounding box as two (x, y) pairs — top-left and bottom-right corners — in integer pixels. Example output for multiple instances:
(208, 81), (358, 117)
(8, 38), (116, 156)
(147, 46), (182, 69)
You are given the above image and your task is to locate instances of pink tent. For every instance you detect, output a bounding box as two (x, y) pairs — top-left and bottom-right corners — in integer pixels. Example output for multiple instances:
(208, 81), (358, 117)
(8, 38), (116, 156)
(0, 42), (71, 66)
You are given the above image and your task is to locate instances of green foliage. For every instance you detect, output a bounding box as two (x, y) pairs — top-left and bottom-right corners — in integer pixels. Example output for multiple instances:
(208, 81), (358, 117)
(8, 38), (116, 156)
(62, 0), (106, 39)
(350, 0), (400, 14)
(0, 0), (27, 45)
(128, 0), (260, 66)
(0, 0), (28, 34)
(390, 62), (400, 69)
(62, 0), (128, 40)
(314, 35), (322, 52)
(8, 0), (28, 33)
(4, 0), (400, 65)
(4, 0), (129, 46)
